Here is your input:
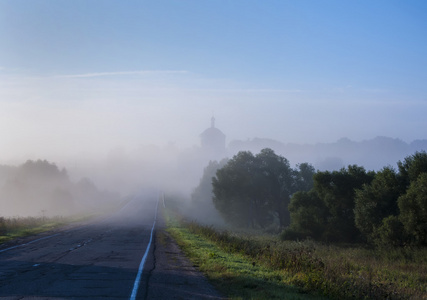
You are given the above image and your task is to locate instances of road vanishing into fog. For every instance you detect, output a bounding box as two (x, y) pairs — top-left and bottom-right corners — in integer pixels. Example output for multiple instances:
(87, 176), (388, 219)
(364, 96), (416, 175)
(0, 191), (224, 300)
(0, 191), (162, 299)
(0, 192), (158, 299)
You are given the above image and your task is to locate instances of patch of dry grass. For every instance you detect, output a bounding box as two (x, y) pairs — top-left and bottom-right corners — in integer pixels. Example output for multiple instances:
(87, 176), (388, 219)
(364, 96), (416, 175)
(182, 221), (427, 299)
(0, 216), (67, 243)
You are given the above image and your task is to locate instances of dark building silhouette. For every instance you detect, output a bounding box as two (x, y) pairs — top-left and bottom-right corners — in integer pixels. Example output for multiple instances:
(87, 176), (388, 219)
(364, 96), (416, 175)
(200, 117), (226, 159)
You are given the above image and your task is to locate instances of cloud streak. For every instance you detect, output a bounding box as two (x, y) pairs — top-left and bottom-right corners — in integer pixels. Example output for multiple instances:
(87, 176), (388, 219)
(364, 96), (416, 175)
(189, 88), (303, 93)
(55, 70), (188, 78)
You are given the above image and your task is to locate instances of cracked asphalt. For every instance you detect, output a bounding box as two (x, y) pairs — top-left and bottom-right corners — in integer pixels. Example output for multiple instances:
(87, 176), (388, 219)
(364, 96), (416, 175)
(0, 192), (224, 299)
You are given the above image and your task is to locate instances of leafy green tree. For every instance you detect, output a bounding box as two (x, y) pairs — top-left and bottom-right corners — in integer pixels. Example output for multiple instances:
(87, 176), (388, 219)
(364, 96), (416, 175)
(295, 163), (315, 192)
(398, 173), (427, 245)
(287, 190), (327, 240)
(397, 151), (427, 189)
(313, 165), (374, 242)
(284, 152), (427, 245)
(212, 149), (312, 228)
(390, 151), (427, 246)
(374, 215), (407, 247)
(354, 167), (401, 242)
(213, 151), (266, 227)
(255, 148), (295, 227)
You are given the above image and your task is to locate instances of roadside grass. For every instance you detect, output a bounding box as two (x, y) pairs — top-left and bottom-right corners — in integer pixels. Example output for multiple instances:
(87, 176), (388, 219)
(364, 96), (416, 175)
(164, 209), (328, 300)
(0, 216), (69, 244)
(164, 206), (427, 300)
(314, 245), (427, 299)
(0, 212), (113, 244)
(0, 198), (130, 245)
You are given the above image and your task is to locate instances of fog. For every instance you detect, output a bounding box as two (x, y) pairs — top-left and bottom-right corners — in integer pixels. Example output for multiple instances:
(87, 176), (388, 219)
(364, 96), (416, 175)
(0, 143), (213, 217)
(2, 115), (427, 219)
(1, 1), (427, 218)
(1, 82), (427, 218)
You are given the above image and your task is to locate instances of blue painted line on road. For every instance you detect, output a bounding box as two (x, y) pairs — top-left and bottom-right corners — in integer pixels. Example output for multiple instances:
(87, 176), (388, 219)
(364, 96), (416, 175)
(130, 198), (159, 300)
(0, 233), (61, 254)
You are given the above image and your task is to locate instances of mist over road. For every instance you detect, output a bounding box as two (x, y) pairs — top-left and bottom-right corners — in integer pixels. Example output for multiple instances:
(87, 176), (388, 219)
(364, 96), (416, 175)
(0, 191), (158, 299)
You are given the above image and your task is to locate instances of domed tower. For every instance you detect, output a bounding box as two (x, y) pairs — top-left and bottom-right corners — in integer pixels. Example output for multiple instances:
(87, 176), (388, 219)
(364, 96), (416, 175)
(200, 117), (226, 158)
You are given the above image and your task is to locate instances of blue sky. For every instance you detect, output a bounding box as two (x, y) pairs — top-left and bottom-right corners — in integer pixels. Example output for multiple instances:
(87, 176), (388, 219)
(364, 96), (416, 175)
(1, 1), (427, 160)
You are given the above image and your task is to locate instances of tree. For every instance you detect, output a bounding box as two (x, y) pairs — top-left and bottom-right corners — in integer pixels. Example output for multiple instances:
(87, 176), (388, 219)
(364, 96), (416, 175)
(287, 190), (327, 240)
(19, 159), (69, 183)
(213, 151), (263, 227)
(397, 151), (427, 190)
(353, 152), (427, 246)
(284, 152), (427, 245)
(313, 165), (374, 242)
(374, 215), (407, 247)
(0, 159), (118, 217)
(190, 159), (228, 223)
(212, 149), (311, 228)
(192, 160), (227, 207)
(295, 163), (315, 192)
(398, 173), (427, 246)
(354, 167), (401, 242)
(1, 160), (73, 216)
(255, 148), (295, 228)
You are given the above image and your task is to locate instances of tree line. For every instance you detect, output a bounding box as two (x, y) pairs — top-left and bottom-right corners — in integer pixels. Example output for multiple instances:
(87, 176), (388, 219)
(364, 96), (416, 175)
(193, 148), (427, 247)
(0, 159), (118, 217)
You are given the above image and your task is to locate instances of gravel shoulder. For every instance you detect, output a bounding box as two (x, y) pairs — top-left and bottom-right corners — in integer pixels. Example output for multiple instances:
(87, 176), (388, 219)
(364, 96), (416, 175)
(145, 213), (226, 300)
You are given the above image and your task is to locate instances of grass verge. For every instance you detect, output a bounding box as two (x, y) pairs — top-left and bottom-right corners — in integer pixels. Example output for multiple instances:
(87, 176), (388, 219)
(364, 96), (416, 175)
(0, 216), (71, 244)
(164, 207), (426, 300)
(164, 209), (328, 300)
(0, 198), (129, 245)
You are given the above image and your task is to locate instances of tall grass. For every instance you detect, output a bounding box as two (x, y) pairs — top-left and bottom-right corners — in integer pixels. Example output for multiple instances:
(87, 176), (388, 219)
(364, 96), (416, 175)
(184, 221), (426, 300)
(0, 216), (66, 243)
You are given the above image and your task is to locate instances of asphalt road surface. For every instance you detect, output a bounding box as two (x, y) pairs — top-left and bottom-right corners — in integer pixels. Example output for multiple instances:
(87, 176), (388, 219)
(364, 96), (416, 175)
(0, 191), (223, 300)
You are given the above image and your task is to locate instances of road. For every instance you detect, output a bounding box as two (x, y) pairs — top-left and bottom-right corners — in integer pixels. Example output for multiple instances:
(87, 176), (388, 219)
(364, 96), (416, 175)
(0, 192), (159, 299)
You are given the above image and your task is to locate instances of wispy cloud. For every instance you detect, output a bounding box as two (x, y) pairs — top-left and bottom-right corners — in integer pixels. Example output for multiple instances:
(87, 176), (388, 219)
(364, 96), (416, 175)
(55, 70), (188, 78)
(190, 88), (303, 93)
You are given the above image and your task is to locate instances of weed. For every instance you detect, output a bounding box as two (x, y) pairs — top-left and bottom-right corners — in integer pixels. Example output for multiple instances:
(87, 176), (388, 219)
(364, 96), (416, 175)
(0, 215), (68, 244)
(170, 217), (426, 299)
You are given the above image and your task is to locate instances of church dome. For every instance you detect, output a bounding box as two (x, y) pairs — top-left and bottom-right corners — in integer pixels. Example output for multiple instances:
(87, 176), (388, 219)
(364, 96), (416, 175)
(200, 117), (226, 154)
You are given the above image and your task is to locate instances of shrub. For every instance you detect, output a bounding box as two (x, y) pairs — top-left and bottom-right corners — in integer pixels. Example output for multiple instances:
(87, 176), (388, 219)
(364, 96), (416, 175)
(374, 215), (407, 247)
(280, 227), (311, 241)
(0, 217), (6, 235)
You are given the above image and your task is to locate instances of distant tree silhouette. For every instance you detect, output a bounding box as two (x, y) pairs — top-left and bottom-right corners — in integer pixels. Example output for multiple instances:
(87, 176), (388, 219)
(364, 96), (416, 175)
(190, 159), (228, 224)
(0, 159), (118, 217)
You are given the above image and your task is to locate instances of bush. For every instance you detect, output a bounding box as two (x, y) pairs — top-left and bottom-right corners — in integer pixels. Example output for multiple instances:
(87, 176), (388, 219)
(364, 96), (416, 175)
(0, 217), (6, 235)
(398, 173), (427, 246)
(374, 216), (407, 247)
(280, 227), (311, 241)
